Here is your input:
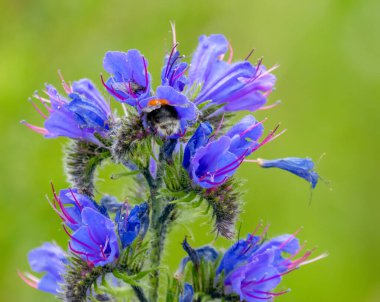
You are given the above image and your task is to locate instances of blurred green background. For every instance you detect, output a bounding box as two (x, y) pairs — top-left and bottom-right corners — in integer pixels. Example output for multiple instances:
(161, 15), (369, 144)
(1, 0), (379, 301)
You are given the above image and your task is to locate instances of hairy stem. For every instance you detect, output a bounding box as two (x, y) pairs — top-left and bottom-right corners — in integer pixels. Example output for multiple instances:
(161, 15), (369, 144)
(147, 146), (174, 301)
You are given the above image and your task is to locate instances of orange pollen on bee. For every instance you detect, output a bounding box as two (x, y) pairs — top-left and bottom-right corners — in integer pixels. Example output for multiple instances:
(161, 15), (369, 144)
(148, 99), (170, 107)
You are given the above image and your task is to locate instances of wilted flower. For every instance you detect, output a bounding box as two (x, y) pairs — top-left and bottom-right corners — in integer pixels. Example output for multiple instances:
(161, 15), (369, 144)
(258, 157), (319, 188)
(115, 202), (149, 249)
(188, 34), (276, 115)
(22, 78), (111, 145)
(19, 242), (68, 294)
(184, 116), (279, 188)
(102, 50), (151, 106)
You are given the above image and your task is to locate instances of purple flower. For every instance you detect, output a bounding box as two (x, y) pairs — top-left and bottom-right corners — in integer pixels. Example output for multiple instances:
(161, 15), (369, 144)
(188, 34), (276, 114)
(139, 85), (197, 138)
(49, 186), (101, 231)
(66, 207), (119, 267)
(179, 283), (194, 302)
(22, 78), (111, 145)
(115, 202), (149, 249)
(161, 44), (188, 92)
(184, 115), (277, 188)
(102, 50), (150, 106)
(220, 226), (319, 302)
(258, 157), (319, 188)
(19, 242), (68, 295)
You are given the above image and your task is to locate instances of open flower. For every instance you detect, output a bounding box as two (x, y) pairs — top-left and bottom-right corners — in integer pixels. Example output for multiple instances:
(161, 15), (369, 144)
(67, 207), (119, 267)
(188, 34), (276, 115)
(184, 116), (279, 188)
(22, 78), (111, 145)
(102, 50), (151, 106)
(19, 242), (68, 295)
(220, 226), (324, 302)
(258, 157), (319, 188)
(49, 186), (102, 231)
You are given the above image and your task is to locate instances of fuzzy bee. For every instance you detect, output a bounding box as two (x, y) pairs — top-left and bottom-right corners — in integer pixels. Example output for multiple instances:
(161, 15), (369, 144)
(144, 99), (181, 137)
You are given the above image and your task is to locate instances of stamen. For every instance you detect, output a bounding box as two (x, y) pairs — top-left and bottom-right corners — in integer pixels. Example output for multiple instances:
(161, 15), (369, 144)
(58, 70), (72, 94)
(258, 100), (281, 111)
(299, 252), (328, 266)
(214, 114), (225, 137)
(170, 21), (177, 47)
(100, 75), (127, 101)
(245, 48), (255, 61)
(279, 227), (303, 249)
(227, 42), (234, 64)
(20, 121), (48, 135)
(63, 225), (100, 253)
(18, 271), (38, 289)
(28, 99), (48, 119)
(69, 188), (83, 211)
(142, 56), (149, 90)
(51, 183), (77, 225)
(164, 43), (179, 79)
(239, 118), (267, 137)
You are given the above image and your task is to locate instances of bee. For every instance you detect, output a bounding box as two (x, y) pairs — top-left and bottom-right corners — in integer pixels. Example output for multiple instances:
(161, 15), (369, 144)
(144, 99), (181, 137)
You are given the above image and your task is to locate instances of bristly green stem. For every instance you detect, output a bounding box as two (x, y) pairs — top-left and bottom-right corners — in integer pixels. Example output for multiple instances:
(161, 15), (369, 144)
(146, 146), (174, 301)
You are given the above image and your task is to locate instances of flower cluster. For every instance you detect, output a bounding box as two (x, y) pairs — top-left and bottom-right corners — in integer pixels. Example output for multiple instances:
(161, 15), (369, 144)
(20, 28), (324, 302)
(177, 226), (326, 302)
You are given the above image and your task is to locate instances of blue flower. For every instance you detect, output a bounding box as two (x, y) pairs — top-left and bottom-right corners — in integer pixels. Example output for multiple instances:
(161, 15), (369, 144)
(258, 157), (319, 188)
(139, 86), (197, 138)
(161, 45), (188, 92)
(115, 202), (149, 249)
(188, 34), (276, 114)
(50, 187), (102, 231)
(67, 207), (119, 267)
(176, 245), (219, 277)
(184, 116), (275, 188)
(102, 50), (151, 106)
(179, 283), (194, 302)
(220, 227), (319, 302)
(20, 242), (68, 295)
(22, 79), (111, 145)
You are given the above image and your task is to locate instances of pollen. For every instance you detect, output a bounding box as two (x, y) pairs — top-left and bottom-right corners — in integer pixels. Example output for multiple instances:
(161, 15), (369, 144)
(148, 99), (169, 107)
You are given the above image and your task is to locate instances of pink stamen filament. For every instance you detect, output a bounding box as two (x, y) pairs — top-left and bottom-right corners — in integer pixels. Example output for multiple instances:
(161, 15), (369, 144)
(258, 100), (281, 111)
(255, 289), (289, 297)
(18, 271), (39, 289)
(68, 242), (99, 260)
(227, 42), (234, 64)
(142, 56), (149, 90)
(171, 66), (189, 83)
(29, 99), (48, 119)
(63, 225), (103, 255)
(51, 184), (77, 225)
(69, 188), (83, 211)
(20, 121), (48, 135)
(164, 43), (179, 79)
(58, 70), (73, 94)
(279, 227), (303, 249)
(100, 75), (127, 101)
(240, 118), (267, 137)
